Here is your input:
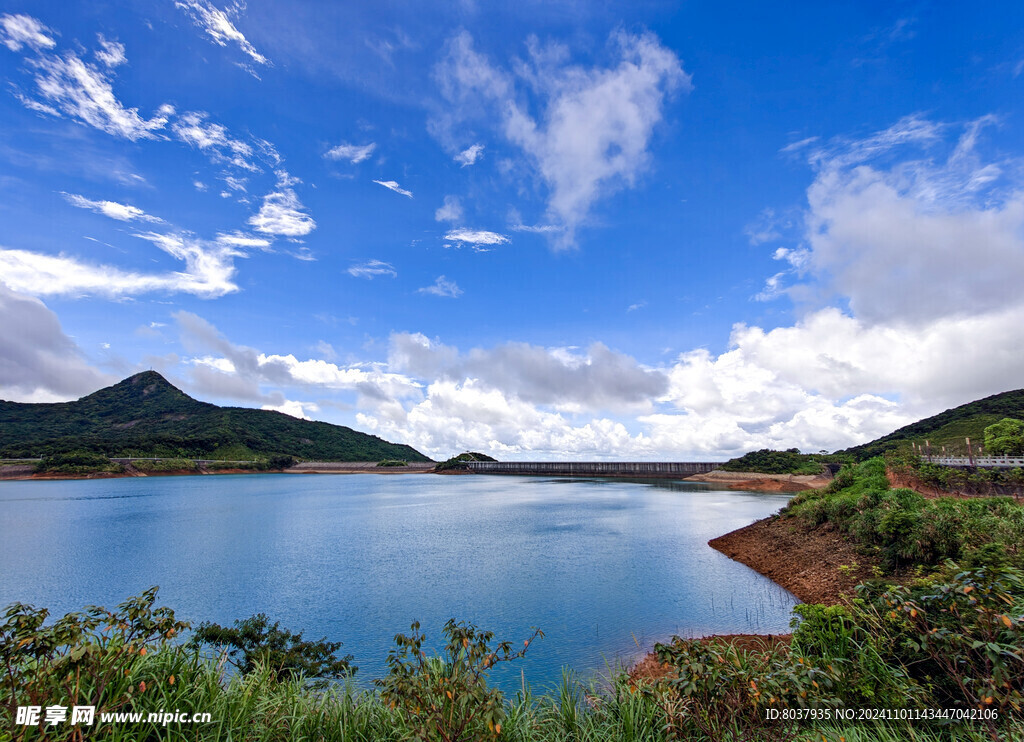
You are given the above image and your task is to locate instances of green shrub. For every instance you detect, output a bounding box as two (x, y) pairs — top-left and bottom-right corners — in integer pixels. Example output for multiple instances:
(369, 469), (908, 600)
(34, 450), (123, 474)
(984, 418), (1024, 456)
(375, 619), (541, 741)
(376, 459), (408, 467)
(0, 587), (188, 737)
(719, 448), (841, 475)
(190, 613), (354, 686)
(130, 458), (198, 472)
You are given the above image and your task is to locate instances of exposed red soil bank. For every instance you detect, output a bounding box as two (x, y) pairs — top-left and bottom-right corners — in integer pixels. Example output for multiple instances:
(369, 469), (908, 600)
(708, 516), (879, 606)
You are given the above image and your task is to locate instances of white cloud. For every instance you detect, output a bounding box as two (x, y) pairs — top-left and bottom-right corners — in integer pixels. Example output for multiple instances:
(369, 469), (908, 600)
(172, 111), (257, 170)
(215, 231), (271, 248)
(373, 179), (413, 198)
(63, 193), (164, 223)
(325, 142), (376, 164)
(389, 333), (667, 412)
(0, 282), (113, 402)
(0, 229), (244, 299)
(455, 143), (484, 166)
(357, 378), (648, 461)
(174, 0), (269, 66)
(262, 399), (317, 419)
(443, 228), (509, 250)
(248, 173), (316, 237)
(174, 311), (423, 405)
(18, 48), (172, 140)
(348, 259), (397, 279)
(435, 195), (463, 223)
(95, 35), (126, 68)
(789, 115), (1024, 324)
(0, 13), (56, 52)
(435, 30), (689, 247)
(418, 275), (462, 298)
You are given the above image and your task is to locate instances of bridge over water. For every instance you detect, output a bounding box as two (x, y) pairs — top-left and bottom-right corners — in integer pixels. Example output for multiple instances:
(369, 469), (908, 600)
(465, 461), (723, 478)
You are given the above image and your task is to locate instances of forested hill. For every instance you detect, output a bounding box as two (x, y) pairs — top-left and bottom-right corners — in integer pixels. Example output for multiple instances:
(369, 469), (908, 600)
(0, 371), (431, 462)
(841, 388), (1024, 460)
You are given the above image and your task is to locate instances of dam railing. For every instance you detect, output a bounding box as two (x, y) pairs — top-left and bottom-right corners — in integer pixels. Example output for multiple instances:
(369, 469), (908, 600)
(465, 461), (723, 478)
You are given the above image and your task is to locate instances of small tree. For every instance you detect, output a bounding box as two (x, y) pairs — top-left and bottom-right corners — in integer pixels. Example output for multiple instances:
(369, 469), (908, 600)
(984, 418), (1024, 456)
(191, 613), (354, 685)
(376, 619), (542, 742)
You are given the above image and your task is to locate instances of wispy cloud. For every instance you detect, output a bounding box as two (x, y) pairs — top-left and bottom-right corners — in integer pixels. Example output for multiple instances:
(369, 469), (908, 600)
(248, 172), (316, 237)
(454, 143), (483, 166)
(348, 259), (397, 279)
(63, 193), (164, 223)
(0, 232), (240, 299)
(374, 179), (413, 198)
(418, 275), (462, 298)
(443, 228), (509, 251)
(172, 111), (258, 171)
(94, 34), (126, 68)
(434, 195), (463, 223)
(435, 30), (689, 247)
(6, 25), (173, 140)
(174, 0), (269, 66)
(325, 142), (376, 164)
(0, 13), (56, 52)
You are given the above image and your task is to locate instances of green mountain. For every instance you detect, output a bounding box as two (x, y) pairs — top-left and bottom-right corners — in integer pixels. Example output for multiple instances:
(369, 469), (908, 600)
(0, 371), (431, 462)
(841, 388), (1024, 460)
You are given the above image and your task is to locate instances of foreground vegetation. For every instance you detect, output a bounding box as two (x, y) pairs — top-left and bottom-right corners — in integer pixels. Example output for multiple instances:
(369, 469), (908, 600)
(2, 587), (1014, 742)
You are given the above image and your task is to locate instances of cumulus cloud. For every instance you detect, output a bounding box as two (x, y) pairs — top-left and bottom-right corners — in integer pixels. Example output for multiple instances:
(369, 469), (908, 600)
(0, 282), (113, 402)
(373, 179), (413, 198)
(63, 193), (164, 223)
(174, 311), (422, 405)
(389, 333), (667, 412)
(174, 0), (269, 66)
(325, 141), (376, 163)
(0, 13), (56, 52)
(455, 143), (483, 166)
(348, 260), (397, 279)
(357, 378), (648, 460)
(787, 115), (1024, 324)
(435, 30), (689, 246)
(418, 275), (462, 297)
(248, 173), (316, 237)
(435, 195), (463, 223)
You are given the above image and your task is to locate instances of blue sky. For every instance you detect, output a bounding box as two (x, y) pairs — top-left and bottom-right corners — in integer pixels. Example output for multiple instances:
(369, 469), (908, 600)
(2, 1), (1024, 460)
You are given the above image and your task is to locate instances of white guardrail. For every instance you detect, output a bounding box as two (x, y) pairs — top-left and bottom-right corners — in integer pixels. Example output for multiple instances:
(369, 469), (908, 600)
(928, 456), (1024, 468)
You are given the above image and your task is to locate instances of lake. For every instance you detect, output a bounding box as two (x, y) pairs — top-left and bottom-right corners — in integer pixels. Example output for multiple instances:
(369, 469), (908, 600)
(0, 473), (797, 691)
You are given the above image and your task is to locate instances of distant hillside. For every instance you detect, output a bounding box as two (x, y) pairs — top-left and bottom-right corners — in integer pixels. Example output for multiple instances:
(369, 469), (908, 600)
(0, 371), (431, 462)
(841, 388), (1024, 460)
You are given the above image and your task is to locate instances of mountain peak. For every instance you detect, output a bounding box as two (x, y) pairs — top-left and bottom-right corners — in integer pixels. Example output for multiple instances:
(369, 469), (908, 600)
(77, 370), (194, 409)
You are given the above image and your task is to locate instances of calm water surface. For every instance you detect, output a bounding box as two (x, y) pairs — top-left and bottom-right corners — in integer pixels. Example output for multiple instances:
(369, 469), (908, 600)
(0, 473), (797, 690)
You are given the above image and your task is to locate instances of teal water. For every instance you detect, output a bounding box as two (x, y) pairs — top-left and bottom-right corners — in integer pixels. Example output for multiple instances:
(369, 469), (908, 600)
(0, 473), (797, 691)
